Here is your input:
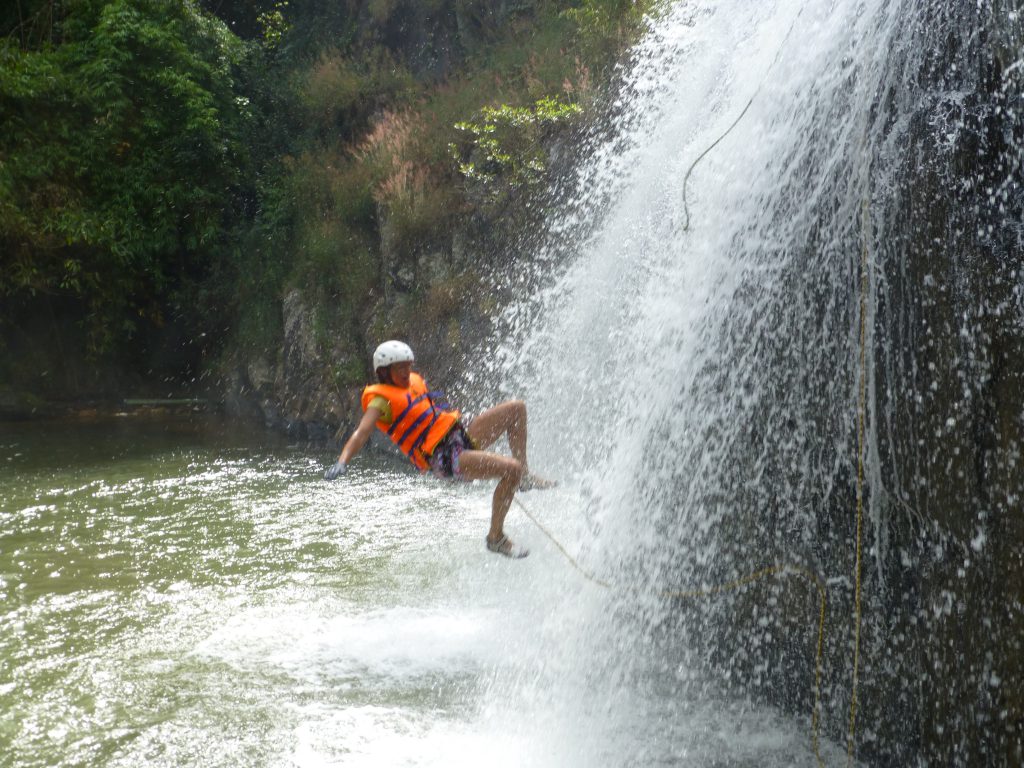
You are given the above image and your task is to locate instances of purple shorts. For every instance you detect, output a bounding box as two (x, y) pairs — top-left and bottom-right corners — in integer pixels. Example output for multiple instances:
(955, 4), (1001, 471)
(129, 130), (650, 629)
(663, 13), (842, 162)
(429, 423), (474, 481)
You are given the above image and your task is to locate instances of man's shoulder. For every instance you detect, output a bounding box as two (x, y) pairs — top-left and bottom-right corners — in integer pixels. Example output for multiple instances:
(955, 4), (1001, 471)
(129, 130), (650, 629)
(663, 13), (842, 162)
(366, 394), (393, 424)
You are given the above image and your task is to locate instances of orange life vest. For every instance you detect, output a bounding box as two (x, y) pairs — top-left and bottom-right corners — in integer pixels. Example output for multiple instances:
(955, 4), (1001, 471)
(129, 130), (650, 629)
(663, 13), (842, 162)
(361, 372), (460, 471)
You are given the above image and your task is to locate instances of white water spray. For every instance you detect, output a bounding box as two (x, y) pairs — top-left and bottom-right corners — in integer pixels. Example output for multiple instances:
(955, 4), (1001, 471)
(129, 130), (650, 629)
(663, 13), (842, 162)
(488, 0), (1023, 764)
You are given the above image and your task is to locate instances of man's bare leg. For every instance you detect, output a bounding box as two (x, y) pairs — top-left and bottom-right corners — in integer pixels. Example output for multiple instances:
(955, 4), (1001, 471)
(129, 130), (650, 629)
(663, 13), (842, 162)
(458, 449), (526, 556)
(466, 401), (554, 489)
(466, 400), (527, 464)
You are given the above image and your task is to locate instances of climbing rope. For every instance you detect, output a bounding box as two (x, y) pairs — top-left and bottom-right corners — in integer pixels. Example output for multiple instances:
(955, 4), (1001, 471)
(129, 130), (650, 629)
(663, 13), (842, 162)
(513, 496), (827, 767)
(681, 5), (806, 232)
(847, 196), (871, 765)
(516, 209), (873, 761)
(680, 96), (756, 231)
(514, 496), (612, 589)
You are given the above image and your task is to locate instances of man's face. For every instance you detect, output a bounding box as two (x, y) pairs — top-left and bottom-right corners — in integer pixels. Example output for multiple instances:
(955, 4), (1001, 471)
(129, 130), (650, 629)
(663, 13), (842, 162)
(389, 361), (413, 387)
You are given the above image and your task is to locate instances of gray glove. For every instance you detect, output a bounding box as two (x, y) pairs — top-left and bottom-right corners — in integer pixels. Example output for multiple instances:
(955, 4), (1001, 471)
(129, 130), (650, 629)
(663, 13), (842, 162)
(324, 460), (348, 481)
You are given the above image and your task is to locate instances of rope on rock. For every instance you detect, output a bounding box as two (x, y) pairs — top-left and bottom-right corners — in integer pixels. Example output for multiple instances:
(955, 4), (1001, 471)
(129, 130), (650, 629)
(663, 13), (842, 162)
(847, 195), (871, 766)
(513, 201), (874, 763)
(513, 496), (828, 767)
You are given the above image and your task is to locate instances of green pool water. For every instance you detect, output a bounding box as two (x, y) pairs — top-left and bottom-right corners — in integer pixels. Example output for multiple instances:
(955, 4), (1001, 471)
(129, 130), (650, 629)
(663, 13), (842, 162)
(0, 415), (843, 768)
(0, 415), (543, 767)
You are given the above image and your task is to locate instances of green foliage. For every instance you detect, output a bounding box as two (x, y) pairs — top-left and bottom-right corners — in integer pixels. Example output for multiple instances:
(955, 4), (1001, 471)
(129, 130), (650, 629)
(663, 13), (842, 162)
(271, 150), (378, 314)
(220, 0), (639, 368)
(450, 97), (583, 194)
(2, 0), (98, 49)
(300, 46), (415, 143)
(385, 170), (461, 252)
(0, 0), (662, 395)
(351, 107), (461, 255)
(195, 0), (284, 40)
(0, 0), (251, 353)
(561, 0), (661, 64)
(257, 1), (290, 48)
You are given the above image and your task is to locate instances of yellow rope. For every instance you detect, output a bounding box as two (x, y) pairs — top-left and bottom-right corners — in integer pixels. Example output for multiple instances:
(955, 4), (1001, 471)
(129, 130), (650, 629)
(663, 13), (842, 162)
(847, 197), (870, 764)
(513, 496), (612, 589)
(514, 201), (873, 756)
(663, 563), (828, 765)
(513, 497), (827, 767)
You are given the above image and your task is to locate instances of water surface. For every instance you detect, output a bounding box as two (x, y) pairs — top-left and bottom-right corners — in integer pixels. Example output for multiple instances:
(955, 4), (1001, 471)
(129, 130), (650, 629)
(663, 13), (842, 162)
(1, 415), (842, 766)
(1, 416), (520, 766)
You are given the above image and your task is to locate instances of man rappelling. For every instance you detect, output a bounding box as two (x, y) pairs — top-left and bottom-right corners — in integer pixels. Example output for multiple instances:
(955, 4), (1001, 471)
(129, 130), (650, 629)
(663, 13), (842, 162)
(325, 340), (554, 558)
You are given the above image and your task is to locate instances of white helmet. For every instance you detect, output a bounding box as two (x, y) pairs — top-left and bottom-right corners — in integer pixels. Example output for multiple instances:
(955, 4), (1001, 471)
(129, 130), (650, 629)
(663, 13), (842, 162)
(373, 340), (414, 370)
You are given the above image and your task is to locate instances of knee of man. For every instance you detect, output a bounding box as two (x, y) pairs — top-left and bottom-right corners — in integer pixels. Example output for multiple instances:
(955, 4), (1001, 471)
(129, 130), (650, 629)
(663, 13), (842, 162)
(508, 458), (524, 480)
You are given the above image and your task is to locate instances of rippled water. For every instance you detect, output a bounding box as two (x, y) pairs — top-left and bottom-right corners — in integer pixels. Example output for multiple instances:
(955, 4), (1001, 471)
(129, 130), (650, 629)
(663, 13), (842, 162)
(0, 416), (513, 766)
(0, 415), (850, 767)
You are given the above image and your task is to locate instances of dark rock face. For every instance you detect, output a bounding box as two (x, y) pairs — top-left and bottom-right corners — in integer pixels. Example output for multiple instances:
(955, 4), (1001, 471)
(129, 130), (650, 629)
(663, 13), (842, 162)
(733, 7), (1020, 765)
(862, 8), (1023, 763)
(224, 288), (354, 440)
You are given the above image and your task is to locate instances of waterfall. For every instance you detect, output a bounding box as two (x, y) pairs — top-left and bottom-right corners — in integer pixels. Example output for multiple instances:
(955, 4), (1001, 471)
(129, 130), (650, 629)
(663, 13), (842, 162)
(489, 0), (1024, 764)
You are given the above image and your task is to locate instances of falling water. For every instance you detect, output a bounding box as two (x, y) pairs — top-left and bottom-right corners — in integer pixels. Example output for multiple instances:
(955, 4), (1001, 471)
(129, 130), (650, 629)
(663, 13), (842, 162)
(488, 0), (1023, 764)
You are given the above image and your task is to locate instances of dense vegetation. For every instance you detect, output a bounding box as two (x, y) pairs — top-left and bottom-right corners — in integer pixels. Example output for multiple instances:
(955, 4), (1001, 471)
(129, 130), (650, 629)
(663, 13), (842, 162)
(0, 0), (654, 403)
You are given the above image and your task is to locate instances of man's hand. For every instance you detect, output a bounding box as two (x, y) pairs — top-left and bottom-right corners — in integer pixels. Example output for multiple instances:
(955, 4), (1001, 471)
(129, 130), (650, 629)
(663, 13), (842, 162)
(324, 460), (348, 481)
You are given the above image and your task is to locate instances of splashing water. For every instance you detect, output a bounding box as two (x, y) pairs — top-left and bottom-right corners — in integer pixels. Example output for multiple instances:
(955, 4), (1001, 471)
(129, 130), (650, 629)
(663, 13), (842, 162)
(488, 0), (1022, 764)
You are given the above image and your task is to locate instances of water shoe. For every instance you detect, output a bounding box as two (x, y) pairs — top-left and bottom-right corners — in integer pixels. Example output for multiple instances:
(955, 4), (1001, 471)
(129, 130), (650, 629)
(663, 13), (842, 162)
(486, 535), (529, 559)
(518, 473), (557, 492)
